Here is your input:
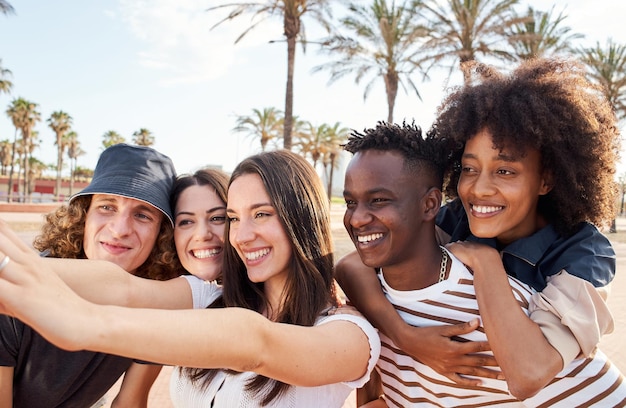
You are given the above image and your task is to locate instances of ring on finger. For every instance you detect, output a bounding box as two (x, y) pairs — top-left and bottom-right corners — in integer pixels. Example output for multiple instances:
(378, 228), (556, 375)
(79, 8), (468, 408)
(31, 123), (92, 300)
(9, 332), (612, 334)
(0, 256), (10, 272)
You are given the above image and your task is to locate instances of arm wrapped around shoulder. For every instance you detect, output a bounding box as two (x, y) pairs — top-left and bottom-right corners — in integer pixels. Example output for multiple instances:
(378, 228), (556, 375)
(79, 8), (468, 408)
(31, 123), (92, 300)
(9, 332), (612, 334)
(529, 270), (614, 365)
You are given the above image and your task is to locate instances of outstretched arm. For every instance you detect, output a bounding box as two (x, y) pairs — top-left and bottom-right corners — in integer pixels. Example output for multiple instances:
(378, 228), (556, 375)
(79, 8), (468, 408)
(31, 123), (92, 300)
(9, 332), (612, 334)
(17, 223), (192, 310)
(447, 241), (563, 399)
(46, 258), (193, 310)
(0, 221), (375, 388)
(335, 251), (500, 386)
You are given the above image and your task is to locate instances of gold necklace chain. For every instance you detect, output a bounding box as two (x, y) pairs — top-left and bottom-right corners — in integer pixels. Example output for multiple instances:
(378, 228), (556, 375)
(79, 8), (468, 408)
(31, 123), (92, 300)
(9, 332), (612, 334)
(438, 247), (448, 283)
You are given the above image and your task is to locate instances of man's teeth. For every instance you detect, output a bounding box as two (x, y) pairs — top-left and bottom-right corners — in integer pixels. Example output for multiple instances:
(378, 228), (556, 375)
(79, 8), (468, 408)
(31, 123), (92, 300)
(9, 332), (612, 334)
(193, 248), (221, 259)
(357, 233), (383, 243)
(245, 248), (270, 261)
(472, 205), (503, 214)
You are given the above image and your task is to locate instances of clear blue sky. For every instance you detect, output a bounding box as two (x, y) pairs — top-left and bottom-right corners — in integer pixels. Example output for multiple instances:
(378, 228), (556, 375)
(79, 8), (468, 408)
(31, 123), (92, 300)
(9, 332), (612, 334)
(1, 0), (625, 177)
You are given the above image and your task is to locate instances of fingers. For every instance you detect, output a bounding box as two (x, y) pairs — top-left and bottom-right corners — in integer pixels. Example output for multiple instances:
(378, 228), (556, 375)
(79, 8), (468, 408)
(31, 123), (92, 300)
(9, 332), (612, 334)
(0, 255), (9, 272)
(430, 319), (505, 383)
(443, 372), (484, 387)
(441, 318), (480, 336)
(453, 340), (492, 355)
(443, 365), (505, 385)
(0, 220), (38, 264)
(0, 222), (43, 287)
(446, 336), (497, 364)
(456, 365), (504, 380)
(436, 352), (503, 384)
(0, 219), (36, 252)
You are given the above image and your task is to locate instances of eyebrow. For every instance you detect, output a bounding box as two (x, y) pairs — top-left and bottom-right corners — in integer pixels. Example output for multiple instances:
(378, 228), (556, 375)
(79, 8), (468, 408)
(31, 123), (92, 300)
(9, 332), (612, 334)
(343, 187), (393, 196)
(175, 205), (226, 218)
(92, 196), (117, 204)
(462, 152), (518, 162)
(226, 202), (273, 213)
(135, 204), (162, 215)
(93, 196), (160, 214)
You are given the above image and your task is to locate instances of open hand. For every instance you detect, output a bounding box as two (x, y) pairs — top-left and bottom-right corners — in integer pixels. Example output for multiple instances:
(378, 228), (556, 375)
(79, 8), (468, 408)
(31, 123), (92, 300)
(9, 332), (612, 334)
(398, 319), (503, 386)
(0, 220), (89, 351)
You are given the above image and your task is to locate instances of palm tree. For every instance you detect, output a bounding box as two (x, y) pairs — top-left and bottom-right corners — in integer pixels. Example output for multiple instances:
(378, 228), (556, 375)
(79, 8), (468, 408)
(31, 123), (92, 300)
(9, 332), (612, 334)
(5, 98), (40, 202)
(0, 139), (10, 175)
(16, 99), (41, 202)
(419, 0), (522, 82)
(102, 130), (126, 149)
(5, 102), (19, 201)
(578, 39), (626, 122)
(577, 39), (626, 233)
(28, 156), (47, 200)
(12, 137), (24, 200)
(47, 110), (73, 201)
(0, 59), (12, 96)
(208, 0), (333, 150)
(66, 131), (83, 196)
(507, 6), (583, 61)
(73, 166), (94, 182)
(294, 121), (347, 198)
(24, 130), (41, 198)
(233, 107), (283, 152)
(268, 115), (308, 151)
(294, 121), (327, 169)
(314, 0), (427, 123)
(0, 0), (14, 15)
(319, 122), (348, 200)
(132, 128), (155, 146)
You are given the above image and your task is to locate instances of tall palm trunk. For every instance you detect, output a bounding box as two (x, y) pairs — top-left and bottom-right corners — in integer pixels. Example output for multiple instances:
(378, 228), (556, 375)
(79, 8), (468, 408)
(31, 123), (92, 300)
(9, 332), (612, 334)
(69, 157), (75, 196)
(22, 132), (30, 203)
(15, 152), (22, 203)
(283, 35), (296, 150)
(282, 8), (300, 151)
(327, 153), (336, 201)
(384, 71), (399, 123)
(56, 140), (63, 201)
(6, 128), (17, 202)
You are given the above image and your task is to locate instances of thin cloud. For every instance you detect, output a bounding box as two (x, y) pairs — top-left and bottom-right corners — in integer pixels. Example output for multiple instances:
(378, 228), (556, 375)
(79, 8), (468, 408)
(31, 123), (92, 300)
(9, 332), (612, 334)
(115, 0), (281, 86)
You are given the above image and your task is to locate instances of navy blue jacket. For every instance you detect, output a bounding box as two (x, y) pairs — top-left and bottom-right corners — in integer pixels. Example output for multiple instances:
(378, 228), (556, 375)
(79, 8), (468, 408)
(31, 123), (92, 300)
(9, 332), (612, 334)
(436, 199), (616, 291)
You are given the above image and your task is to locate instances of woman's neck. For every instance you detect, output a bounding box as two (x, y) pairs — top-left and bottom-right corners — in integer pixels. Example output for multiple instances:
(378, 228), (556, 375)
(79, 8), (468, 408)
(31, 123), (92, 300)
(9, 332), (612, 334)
(263, 280), (286, 321)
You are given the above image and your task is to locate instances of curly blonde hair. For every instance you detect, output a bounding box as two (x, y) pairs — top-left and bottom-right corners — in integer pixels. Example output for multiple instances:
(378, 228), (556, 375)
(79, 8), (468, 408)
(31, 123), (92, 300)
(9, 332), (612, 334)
(33, 195), (181, 280)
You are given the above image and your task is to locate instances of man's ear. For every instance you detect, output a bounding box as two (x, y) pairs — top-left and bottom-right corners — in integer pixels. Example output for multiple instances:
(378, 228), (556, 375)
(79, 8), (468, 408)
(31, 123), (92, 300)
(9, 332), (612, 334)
(423, 187), (442, 221)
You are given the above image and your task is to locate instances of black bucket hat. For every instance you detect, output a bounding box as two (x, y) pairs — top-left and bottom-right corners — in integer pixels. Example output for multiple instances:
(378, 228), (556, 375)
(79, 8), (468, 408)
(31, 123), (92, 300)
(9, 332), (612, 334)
(69, 144), (176, 226)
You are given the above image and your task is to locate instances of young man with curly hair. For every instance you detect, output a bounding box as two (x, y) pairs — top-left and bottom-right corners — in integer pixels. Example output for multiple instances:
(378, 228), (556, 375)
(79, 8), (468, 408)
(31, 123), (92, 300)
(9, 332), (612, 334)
(0, 144), (180, 407)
